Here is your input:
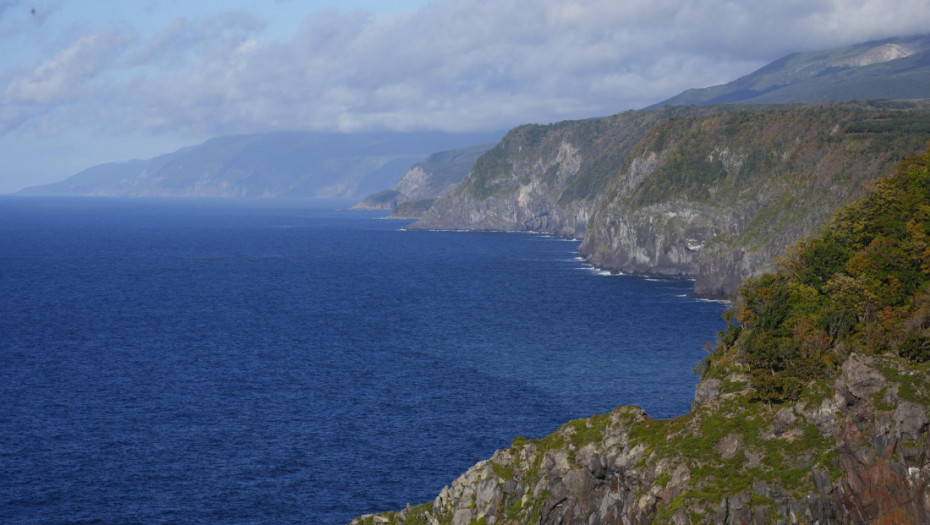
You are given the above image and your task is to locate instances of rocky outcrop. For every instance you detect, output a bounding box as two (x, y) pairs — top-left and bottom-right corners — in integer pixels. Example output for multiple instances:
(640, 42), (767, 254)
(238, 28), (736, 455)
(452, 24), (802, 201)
(411, 102), (930, 297)
(353, 354), (930, 524)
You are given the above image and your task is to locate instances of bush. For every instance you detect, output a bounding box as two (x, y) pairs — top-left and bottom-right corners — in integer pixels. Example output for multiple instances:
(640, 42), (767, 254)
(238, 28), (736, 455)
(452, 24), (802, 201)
(713, 143), (930, 402)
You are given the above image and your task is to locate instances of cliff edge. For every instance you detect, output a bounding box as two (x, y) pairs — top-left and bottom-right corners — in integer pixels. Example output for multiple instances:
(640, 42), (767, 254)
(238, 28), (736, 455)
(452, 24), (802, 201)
(355, 355), (930, 524)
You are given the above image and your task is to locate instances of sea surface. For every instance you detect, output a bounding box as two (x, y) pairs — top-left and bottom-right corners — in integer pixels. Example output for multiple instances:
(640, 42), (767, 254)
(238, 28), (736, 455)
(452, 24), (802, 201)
(0, 197), (726, 524)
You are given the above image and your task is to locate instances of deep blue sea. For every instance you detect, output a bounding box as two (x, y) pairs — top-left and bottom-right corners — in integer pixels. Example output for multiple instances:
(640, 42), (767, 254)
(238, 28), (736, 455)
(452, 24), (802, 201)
(0, 197), (725, 524)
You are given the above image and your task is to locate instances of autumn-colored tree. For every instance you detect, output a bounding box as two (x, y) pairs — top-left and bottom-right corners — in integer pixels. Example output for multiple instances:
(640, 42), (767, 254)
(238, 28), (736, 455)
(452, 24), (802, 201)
(709, 143), (930, 402)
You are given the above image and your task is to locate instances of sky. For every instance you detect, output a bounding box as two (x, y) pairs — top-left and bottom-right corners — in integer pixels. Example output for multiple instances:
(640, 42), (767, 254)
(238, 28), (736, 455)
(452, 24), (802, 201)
(1, 0), (929, 193)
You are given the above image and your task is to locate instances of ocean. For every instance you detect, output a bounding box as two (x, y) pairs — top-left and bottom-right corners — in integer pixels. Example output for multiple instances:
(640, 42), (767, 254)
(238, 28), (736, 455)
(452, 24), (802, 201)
(0, 197), (725, 523)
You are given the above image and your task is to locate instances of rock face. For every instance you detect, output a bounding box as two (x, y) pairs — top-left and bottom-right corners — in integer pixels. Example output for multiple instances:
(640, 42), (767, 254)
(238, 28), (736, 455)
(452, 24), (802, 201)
(353, 354), (930, 524)
(411, 102), (930, 297)
(409, 110), (669, 237)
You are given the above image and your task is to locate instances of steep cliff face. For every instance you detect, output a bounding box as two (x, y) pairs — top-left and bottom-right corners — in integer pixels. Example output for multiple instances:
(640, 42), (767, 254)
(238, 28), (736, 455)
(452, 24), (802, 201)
(582, 104), (930, 297)
(408, 109), (677, 236)
(412, 102), (930, 297)
(353, 355), (930, 525)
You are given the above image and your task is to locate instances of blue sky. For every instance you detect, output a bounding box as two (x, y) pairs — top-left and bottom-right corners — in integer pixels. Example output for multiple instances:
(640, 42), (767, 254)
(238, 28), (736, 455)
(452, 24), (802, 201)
(2, 0), (929, 193)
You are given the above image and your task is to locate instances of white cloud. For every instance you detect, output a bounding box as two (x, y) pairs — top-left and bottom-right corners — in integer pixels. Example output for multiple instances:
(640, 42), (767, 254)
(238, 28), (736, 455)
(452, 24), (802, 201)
(5, 30), (131, 104)
(2, 0), (930, 140)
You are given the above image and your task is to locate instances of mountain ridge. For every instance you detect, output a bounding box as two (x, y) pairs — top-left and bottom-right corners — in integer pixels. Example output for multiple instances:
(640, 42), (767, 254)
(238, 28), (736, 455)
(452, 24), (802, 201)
(654, 33), (930, 107)
(17, 131), (503, 200)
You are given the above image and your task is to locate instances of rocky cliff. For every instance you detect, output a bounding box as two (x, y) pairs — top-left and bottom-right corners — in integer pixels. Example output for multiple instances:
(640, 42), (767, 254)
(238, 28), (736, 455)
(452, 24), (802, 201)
(354, 147), (930, 524)
(411, 102), (930, 297)
(408, 110), (672, 237)
(354, 354), (930, 524)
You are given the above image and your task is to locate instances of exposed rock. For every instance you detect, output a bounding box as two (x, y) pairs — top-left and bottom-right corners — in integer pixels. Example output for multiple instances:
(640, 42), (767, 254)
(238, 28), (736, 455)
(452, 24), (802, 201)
(691, 377), (720, 409)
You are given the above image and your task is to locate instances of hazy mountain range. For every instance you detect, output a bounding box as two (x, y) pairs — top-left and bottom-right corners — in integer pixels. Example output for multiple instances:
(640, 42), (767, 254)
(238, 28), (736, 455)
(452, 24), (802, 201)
(17, 131), (502, 199)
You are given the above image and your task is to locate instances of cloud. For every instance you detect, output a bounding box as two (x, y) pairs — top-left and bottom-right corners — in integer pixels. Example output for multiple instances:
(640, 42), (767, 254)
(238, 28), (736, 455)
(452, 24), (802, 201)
(3, 0), (930, 139)
(6, 29), (131, 104)
(125, 12), (265, 67)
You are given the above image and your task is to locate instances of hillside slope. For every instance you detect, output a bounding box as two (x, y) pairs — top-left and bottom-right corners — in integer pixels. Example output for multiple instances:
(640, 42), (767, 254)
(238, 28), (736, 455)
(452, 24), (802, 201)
(411, 102), (930, 298)
(656, 34), (930, 107)
(352, 143), (495, 216)
(354, 144), (930, 525)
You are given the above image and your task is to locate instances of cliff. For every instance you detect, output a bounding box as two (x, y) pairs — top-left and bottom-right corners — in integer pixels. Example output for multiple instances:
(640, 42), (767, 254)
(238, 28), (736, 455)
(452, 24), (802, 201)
(353, 146), (930, 525)
(355, 355), (930, 524)
(353, 143), (496, 216)
(410, 102), (930, 297)
(407, 110), (673, 237)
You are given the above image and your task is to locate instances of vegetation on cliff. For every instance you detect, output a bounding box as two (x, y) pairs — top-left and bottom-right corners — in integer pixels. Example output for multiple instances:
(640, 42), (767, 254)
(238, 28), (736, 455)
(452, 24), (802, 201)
(355, 148), (930, 524)
(705, 143), (930, 403)
(583, 101), (930, 297)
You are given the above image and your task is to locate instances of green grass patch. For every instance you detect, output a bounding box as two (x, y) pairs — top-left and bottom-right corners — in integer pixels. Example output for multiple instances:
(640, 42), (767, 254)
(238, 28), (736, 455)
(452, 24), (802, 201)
(656, 495), (686, 522)
(491, 461), (513, 481)
(655, 472), (673, 487)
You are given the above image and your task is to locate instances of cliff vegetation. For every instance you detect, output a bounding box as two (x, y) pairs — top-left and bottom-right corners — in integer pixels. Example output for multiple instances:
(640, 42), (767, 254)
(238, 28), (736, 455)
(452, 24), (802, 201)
(354, 147), (930, 524)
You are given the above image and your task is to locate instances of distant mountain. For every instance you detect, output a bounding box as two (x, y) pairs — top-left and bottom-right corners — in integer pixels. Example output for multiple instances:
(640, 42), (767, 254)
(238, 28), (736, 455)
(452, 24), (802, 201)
(352, 142), (495, 216)
(655, 34), (930, 107)
(18, 131), (503, 199)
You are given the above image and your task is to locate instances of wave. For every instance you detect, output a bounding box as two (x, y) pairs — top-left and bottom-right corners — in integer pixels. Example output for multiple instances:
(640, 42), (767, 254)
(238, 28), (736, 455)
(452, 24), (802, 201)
(676, 293), (733, 304)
